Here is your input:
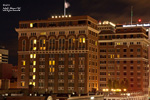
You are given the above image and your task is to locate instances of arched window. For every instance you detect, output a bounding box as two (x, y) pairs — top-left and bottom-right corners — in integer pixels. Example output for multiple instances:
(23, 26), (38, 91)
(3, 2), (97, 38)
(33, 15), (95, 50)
(68, 37), (75, 50)
(58, 37), (65, 50)
(78, 37), (86, 50)
(49, 38), (55, 50)
(39, 38), (46, 50)
(30, 39), (37, 51)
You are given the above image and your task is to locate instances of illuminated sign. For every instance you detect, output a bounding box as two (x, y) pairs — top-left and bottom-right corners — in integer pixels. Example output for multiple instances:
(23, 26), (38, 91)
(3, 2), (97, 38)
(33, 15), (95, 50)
(123, 24), (150, 27)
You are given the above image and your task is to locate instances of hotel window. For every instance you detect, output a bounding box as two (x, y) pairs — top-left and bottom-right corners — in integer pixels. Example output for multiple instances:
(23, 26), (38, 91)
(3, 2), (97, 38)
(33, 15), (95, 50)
(124, 72), (126, 75)
(33, 68), (36, 72)
(49, 61), (52, 65)
(30, 23), (33, 28)
(130, 42), (133, 45)
(117, 54), (120, 58)
(130, 72), (133, 75)
(33, 47), (36, 50)
(33, 82), (35, 86)
(130, 49), (133, 52)
(21, 82), (25, 86)
(33, 61), (36, 65)
(30, 39), (37, 51)
(123, 49), (127, 52)
(21, 75), (25, 79)
(39, 38), (46, 50)
(22, 60), (26, 66)
(33, 75), (36, 79)
(53, 60), (55, 65)
(33, 39), (36, 44)
(137, 48), (140, 52)
(22, 40), (26, 51)
(49, 39), (55, 50)
(117, 49), (120, 52)
(137, 42), (140, 44)
(29, 82), (32, 85)
(30, 54), (33, 58)
(123, 42), (127, 45)
(117, 43), (121, 45)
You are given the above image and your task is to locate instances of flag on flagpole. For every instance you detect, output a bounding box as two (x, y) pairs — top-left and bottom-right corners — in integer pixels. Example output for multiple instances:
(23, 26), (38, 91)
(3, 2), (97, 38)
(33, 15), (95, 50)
(65, 1), (70, 8)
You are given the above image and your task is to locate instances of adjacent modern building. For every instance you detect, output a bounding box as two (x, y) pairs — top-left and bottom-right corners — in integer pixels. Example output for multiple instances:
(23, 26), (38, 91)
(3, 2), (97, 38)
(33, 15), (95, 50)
(0, 46), (8, 63)
(98, 27), (150, 94)
(15, 15), (99, 94)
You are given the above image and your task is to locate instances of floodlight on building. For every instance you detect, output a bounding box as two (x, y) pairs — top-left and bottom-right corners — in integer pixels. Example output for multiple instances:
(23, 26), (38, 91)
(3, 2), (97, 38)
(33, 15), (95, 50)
(52, 16), (54, 18)
(106, 89), (109, 91)
(91, 97), (94, 99)
(102, 89), (106, 91)
(127, 93), (130, 96)
(62, 15), (65, 18)
(103, 21), (109, 24)
(69, 15), (71, 17)
(55, 16), (58, 18)
(65, 15), (68, 17)
(110, 22), (116, 27)
(59, 16), (61, 18)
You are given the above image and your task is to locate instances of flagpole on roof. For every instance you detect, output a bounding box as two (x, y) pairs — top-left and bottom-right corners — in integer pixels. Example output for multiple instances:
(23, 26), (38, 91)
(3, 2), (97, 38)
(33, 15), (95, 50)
(64, 0), (66, 16)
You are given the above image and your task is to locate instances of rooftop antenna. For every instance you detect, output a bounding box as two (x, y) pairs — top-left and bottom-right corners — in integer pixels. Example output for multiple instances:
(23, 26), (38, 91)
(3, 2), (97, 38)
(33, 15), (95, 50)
(131, 6), (133, 25)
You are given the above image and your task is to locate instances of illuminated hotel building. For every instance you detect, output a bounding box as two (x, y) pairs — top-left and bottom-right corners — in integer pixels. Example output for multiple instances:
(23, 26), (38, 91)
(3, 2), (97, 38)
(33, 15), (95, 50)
(15, 15), (99, 94)
(98, 27), (150, 94)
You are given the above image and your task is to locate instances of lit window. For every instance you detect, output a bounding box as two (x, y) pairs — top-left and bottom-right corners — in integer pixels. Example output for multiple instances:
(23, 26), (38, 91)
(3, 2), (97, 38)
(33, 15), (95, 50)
(33, 68), (36, 72)
(79, 38), (82, 43)
(33, 75), (36, 80)
(33, 54), (36, 58)
(29, 82), (32, 85)
(33, 47), (36, 50)
(49, 68), (51, 72)
(73, 38), (75, 43)
(73, 61), (75, 65)
(40, 47), (42, 50)
(117, 43), (120, 45)
(33, 82), (35, 86)
(95, 41), (97, 46)
(83, 38), (85, 43)
(117, 55), (120, 58)
(43, 40), (46, 44)
(23, 61), (26, 66)
(72, 75), (74, 79)
(49, 61), (51, 65)
(30, 54), (33, 58)
(113, 55), (114, 58)
(21, 82), (25, 86)
(30, 23), (33, 28)
(33, 61), (36, 66)
(52, 68), (55, 72)
(33, 39), (36, 44)
(53, 61), (55, 65)
(43, 47), (46, 50)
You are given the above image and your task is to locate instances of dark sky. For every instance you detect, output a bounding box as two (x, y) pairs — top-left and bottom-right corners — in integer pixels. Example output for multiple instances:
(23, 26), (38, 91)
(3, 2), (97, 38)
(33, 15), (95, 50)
(0, 0), (150, 65)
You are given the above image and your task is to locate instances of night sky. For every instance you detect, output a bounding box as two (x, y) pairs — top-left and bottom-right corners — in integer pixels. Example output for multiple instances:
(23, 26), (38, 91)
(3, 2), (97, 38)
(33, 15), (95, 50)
(0, 0), (150, 65)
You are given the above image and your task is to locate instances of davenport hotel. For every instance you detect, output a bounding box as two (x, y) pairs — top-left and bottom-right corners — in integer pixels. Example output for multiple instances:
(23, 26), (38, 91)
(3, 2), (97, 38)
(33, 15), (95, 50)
(15, 16), (99, 94)
(15, 15), (150, 94)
